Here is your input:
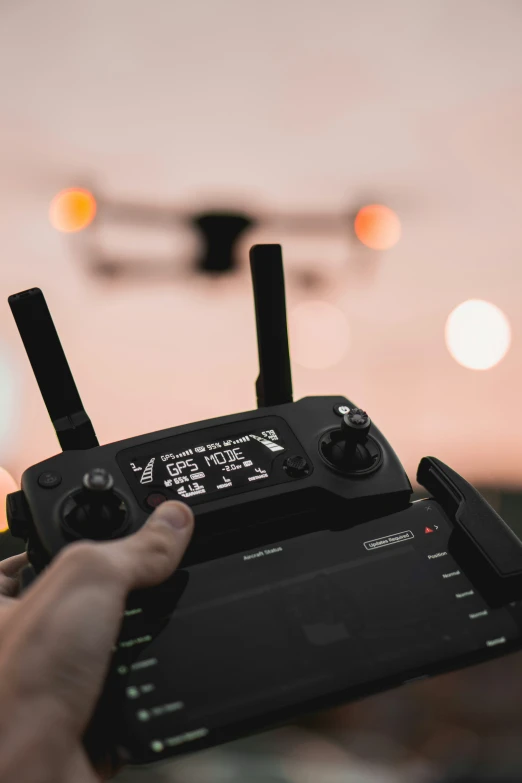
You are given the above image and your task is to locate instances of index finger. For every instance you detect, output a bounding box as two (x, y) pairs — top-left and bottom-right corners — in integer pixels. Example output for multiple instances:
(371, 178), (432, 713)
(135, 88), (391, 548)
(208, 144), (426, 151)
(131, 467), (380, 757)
(0, 552), (28, 578)
(0, 552), (28, 598)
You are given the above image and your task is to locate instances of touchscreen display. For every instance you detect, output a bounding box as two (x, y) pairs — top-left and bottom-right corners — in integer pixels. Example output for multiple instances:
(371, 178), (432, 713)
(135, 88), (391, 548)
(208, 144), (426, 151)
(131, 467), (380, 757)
(126, 428), (286, 500)
(117, 501), (522, 763)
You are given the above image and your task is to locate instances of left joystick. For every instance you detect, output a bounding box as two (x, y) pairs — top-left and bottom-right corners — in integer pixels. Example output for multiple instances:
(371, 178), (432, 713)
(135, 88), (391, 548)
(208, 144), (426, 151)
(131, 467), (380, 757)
(62, 468), (129, 540)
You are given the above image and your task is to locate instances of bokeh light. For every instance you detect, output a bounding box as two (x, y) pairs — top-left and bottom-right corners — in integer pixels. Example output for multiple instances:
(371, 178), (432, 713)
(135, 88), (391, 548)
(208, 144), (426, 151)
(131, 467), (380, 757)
(49, 188), (97, 232)
(354, 204), (401, 250)
(0, 467), (17, 532)
(445, 299), (511, 370)
(0, 345), (16, 458)
(289, 300), (350, 369)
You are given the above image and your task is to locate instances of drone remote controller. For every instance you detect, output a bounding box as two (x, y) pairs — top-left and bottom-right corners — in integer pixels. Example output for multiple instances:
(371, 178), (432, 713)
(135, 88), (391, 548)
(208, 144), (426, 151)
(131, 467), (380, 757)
(6, 244), (522, 764)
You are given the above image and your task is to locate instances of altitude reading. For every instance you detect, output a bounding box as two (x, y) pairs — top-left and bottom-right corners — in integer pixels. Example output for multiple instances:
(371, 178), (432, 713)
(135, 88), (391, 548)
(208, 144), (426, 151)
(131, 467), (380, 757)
(127, 429), (286, 501)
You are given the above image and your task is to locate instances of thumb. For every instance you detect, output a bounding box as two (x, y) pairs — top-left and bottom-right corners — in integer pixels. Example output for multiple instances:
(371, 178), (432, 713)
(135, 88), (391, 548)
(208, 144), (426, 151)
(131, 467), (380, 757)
(22, 499), (195, 605)
(101, 499), (195, 592)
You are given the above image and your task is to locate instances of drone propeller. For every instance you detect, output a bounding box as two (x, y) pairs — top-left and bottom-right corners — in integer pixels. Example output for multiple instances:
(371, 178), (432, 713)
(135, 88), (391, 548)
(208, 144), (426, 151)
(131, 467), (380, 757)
(36, 182), (432, 288)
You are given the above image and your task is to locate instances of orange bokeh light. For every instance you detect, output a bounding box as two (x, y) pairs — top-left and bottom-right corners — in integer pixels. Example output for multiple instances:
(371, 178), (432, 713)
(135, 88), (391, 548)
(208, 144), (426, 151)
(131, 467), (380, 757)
(49, 188), (97, 233)
(0, 467), (17, 533)
(354, 204), (401, 250)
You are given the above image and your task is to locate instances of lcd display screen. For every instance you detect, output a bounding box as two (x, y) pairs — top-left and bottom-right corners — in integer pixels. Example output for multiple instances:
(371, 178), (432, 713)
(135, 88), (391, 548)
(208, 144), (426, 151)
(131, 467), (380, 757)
(126, 428), (286, 501)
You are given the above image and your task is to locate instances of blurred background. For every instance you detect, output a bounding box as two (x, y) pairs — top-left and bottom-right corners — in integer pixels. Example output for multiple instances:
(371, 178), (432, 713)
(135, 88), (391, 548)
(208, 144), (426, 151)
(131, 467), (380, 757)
(1, 0), (522, 780)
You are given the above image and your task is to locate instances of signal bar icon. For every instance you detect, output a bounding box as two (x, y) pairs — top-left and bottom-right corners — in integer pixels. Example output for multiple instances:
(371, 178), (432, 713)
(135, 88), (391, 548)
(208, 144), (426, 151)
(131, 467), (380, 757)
(174, 449), (193, 459)
(249, 434), (284, 452)
(140, 457), (155, 484)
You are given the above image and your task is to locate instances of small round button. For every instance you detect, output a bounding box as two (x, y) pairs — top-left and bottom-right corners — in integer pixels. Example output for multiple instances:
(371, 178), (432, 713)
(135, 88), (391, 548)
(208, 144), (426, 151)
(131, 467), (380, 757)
(333, 404), (351, 417)
(38, 471), (62, 489)
(284, 455), (310, 478)
(146, 492), (168, 510)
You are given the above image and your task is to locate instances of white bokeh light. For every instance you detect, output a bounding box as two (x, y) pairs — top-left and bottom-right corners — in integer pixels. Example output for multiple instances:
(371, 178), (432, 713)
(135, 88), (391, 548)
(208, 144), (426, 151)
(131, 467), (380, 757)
(445, 299), (511, 370)
(289, 300), (350, 370)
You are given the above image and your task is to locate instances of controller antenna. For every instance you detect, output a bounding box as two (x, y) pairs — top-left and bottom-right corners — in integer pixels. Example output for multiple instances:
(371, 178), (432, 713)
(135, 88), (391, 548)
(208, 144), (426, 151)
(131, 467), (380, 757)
(249, 244), (293, 407)
(8, 288), (99, 451)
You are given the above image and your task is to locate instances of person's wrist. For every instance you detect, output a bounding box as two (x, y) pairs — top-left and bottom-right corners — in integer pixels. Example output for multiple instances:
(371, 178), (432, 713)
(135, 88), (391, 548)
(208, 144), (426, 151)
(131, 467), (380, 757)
(0, 693), (72, 783)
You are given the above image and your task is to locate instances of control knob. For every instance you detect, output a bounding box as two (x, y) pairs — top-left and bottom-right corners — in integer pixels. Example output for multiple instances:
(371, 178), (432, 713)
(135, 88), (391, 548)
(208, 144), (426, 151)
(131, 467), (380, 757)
(61, 468), (128, 540)
(321, 409), (381, 473)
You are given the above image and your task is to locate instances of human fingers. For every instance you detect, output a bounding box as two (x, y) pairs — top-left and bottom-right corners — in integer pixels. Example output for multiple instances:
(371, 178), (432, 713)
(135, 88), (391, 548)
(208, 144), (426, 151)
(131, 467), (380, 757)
(0, 552), (27, 598)
(0, 502), (194, 736)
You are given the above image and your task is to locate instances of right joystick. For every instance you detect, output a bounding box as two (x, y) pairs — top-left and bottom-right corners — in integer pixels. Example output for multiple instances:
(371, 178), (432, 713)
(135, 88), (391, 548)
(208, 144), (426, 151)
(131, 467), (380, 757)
(321, 409), (382, 474)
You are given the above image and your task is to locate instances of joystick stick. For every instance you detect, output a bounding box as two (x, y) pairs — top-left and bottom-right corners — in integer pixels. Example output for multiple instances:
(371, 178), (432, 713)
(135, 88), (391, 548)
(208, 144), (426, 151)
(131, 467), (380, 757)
(320, 409), (382, 473)
(61, 468), (128, 540)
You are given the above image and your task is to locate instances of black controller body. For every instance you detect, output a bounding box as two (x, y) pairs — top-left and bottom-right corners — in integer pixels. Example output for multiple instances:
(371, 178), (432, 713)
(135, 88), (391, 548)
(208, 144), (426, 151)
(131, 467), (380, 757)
(9, 395), (522, 765)
(7, 245), (522, 766)
(10, 396), (411, 564)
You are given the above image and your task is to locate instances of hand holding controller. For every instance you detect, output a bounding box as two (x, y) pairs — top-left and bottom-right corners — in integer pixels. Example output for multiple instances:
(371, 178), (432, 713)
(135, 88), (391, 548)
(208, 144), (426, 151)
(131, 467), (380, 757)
(5, 243), (522, 766)
(0, 501), (193, 782)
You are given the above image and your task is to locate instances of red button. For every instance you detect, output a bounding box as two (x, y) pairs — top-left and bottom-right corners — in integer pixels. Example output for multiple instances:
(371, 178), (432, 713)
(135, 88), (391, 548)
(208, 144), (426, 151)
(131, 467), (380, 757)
(425, 526), (434, 534)
(146, 492), (167, 510)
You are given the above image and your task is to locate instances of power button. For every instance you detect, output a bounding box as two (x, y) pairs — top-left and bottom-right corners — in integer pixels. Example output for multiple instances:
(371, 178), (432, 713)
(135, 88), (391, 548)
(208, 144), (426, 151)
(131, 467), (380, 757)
(146, 492), (167, 510)
(38, 471), (62, 489)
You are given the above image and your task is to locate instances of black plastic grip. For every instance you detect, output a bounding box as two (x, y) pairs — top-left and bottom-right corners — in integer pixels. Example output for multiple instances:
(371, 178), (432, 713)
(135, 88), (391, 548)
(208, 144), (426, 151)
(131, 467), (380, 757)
(6, 490), (32, 540)
(418, 456), (522, 578)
